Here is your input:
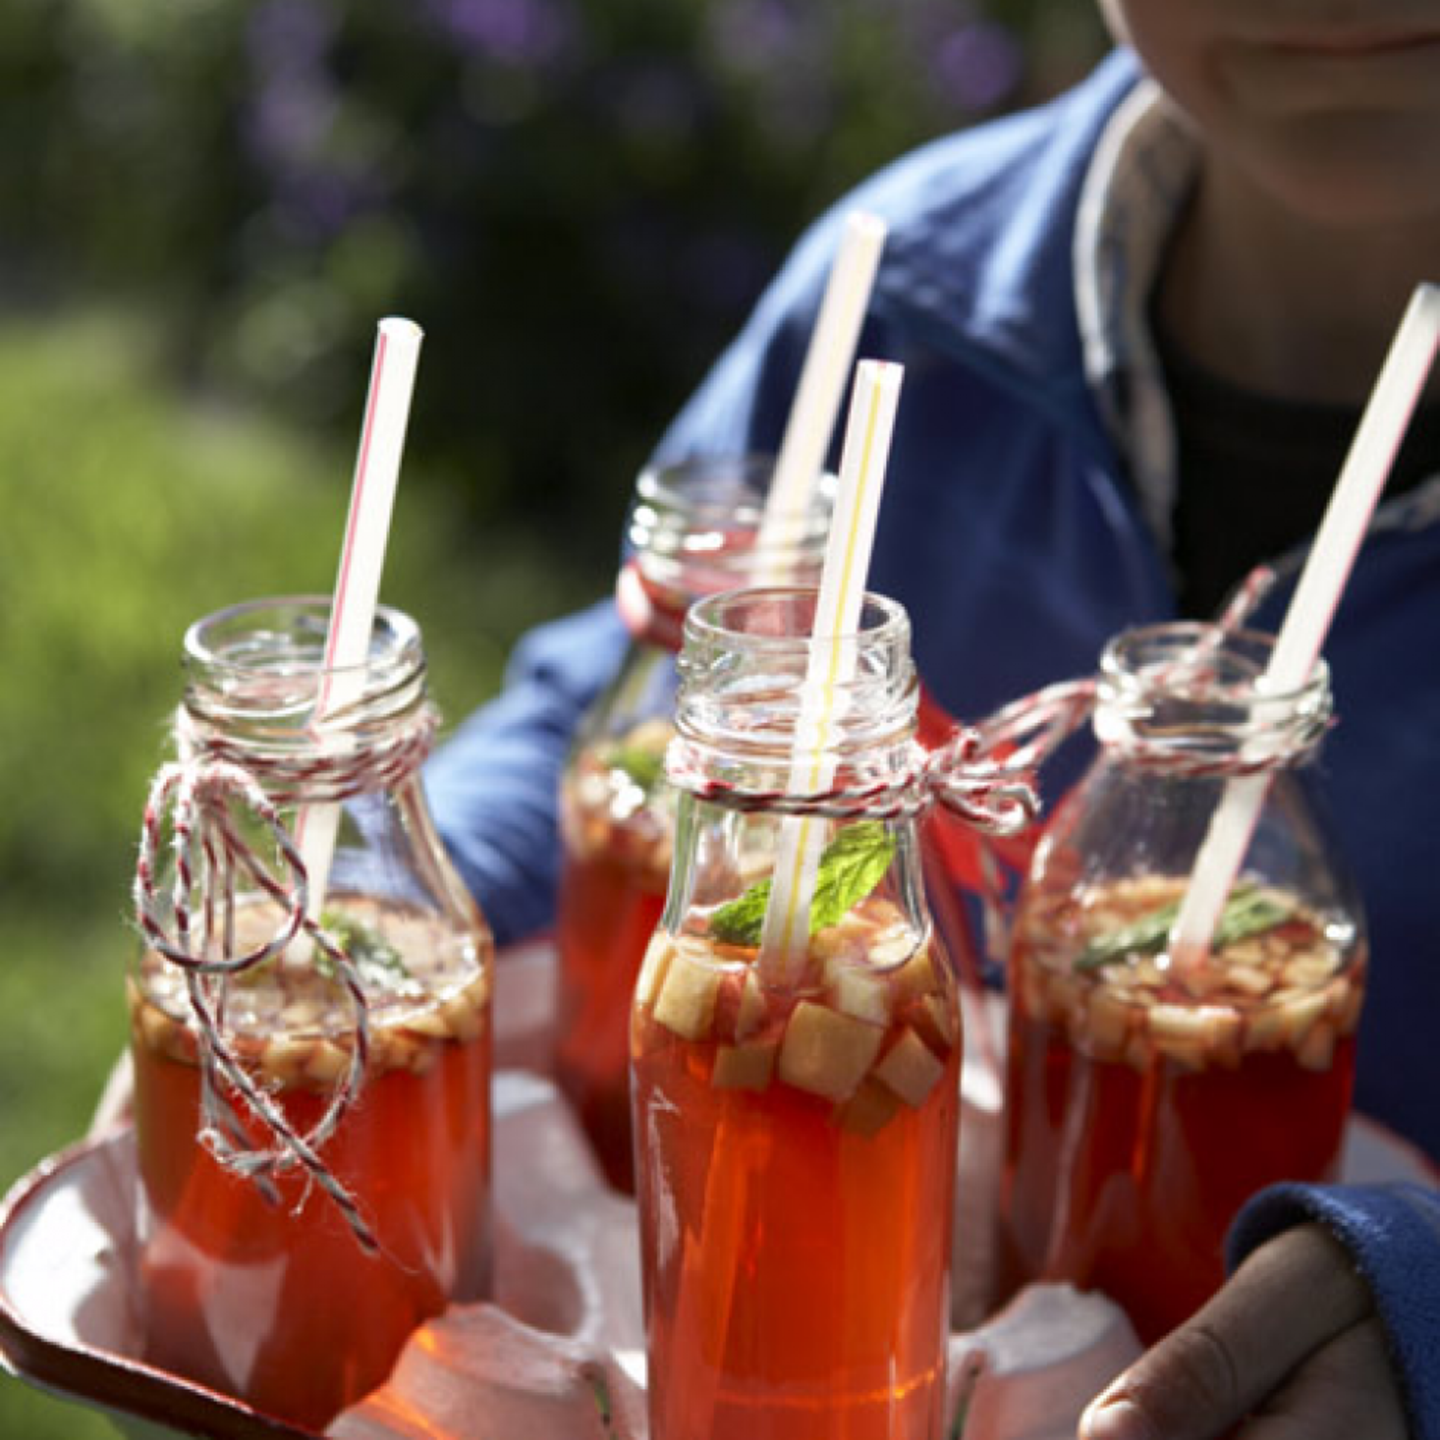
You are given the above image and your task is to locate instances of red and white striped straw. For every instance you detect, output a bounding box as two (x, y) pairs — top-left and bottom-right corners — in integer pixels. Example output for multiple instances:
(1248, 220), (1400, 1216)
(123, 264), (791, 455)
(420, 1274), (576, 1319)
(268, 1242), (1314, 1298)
(297, 317), (424, 919)
(1169, 283), (1440, 965)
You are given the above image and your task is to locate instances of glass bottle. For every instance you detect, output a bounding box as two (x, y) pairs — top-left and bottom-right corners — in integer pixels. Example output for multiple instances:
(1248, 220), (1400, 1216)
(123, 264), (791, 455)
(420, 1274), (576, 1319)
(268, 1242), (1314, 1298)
(129, 597), (493, 1430)
(631, 587), (960, 1440)
(999, 621), (1366, 1342)
(554, 454), (831, 1190)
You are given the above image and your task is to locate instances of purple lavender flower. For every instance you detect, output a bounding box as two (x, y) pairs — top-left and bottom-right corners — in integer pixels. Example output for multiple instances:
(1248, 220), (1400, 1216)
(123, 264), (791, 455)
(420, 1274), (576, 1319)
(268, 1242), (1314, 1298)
(928, 20), (1022, 114)
(422, 0), (577, 69)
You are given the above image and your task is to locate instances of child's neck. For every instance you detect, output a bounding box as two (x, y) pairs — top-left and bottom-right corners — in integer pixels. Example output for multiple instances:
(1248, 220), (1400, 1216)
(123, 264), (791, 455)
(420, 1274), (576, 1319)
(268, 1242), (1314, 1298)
(1155, 156), (1440, 407)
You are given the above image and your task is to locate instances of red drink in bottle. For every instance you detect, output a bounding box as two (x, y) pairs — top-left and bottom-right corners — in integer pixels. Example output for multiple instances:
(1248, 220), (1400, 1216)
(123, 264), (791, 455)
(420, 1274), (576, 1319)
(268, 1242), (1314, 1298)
(633, 901), (959, 1440)
(131, 900), (492, 1429)
(1001, 880), (1364, 1341)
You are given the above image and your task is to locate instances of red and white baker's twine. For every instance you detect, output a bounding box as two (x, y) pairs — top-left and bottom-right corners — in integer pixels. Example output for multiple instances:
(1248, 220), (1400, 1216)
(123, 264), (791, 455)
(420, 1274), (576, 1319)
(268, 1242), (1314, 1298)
(133, 706), (438, 1254)
(666, 726), (1042, 835)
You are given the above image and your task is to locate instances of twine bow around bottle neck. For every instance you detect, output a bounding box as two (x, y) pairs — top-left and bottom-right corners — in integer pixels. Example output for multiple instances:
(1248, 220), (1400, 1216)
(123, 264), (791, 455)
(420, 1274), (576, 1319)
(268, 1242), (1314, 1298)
(131, 702), (439, 1254)
(978, 565), (1333, 783)
(664, 723), (1043, 836)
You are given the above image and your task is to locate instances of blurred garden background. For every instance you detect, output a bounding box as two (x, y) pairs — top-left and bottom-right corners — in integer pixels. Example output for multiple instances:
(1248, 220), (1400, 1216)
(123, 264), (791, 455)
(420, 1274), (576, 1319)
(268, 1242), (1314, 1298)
(0, 1), (1106, 1433)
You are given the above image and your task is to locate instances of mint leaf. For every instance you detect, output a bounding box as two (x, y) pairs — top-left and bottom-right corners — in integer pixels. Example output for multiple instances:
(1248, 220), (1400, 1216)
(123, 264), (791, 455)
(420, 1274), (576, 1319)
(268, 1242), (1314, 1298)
(808, 822), (897, 932)
(708, 821), (896, 947)
(318, 910), (413, 988)
(709, 878), (773, 946)
(1075, 882), (1293, 972)
(606, 743), (665, 792)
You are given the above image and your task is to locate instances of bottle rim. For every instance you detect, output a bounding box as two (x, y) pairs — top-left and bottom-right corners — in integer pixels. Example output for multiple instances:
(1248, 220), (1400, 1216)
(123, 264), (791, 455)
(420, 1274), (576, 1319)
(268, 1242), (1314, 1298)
(181, 596), (427, 734)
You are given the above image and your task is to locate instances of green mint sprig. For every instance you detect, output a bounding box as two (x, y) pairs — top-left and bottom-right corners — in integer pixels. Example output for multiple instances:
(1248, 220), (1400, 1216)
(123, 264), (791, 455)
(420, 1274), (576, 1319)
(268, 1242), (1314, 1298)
(1075, 881), (1293, 972)
(606, 743), (666, 792)
(317, 910), (413, 988)
(709, 821), (896, 946)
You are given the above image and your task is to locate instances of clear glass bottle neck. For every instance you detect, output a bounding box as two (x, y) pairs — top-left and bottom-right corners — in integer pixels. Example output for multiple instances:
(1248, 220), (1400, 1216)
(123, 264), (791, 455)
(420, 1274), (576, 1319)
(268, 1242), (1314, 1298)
(626, 454), (833, 610)
(178, 597), (431, 790)
(674, 587), (919, 793)
(1092, 622), (1332, 771)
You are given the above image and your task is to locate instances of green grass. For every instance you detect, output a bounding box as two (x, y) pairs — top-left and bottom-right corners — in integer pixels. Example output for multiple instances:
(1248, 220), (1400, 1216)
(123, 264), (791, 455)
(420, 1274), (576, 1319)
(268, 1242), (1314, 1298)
(0, 307), (607, 1436)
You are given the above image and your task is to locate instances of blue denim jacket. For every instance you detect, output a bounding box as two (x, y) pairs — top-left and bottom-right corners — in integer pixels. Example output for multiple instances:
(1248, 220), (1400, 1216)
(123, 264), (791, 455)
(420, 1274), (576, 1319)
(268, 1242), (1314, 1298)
(427, 50), (1440, 1432)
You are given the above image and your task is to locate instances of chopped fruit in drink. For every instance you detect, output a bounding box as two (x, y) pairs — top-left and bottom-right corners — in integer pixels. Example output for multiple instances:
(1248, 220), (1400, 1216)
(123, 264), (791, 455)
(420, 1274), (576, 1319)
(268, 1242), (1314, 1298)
(713, 1040), (779, 1091)
(1276, 989), (1328, 1045)
(777, 1000), (885, 1103)
(1296, 1019), (1337, 1071)
(828, 963), (892, 1026)
(891, 945), (939, 1003)
(441, 989), (484, 1043)
(653, 942), (726, 1041)
(1085, 987), (1131, 1056)
(873, 1028), (946, 1107)
(866, 921), (918, 970)
(635, 933), (675, 1011)
(735, 968), (768, 1042)
(305, 1039), (350, 1085)
(260, 1036), (311, 1088)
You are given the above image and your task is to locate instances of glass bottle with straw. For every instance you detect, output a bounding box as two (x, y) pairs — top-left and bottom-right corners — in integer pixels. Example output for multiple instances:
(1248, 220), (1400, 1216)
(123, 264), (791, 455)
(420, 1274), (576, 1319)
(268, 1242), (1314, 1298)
(630, 361), (1036, 1440)
(554, 212), (883, 1192)
(998, 283), (1440, 1343)
(128, 321), (494, 1429)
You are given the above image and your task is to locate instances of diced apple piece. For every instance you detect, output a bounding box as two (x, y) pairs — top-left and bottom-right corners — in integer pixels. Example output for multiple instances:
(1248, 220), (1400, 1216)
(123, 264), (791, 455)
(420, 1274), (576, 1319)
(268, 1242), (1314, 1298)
(1148, 1003), (1215, 1045)
(1276, 989), (1328, 1045)
(404, 1006), (453, 1039)
(837, 1077), (903, 1137)
(260, 1035), (312, 1088)
(828, 963), (891, 1027)
(634, 933), (675, 1011)
(1283, 954), (1336, 989)
(713, 1040), (778, 1091)
(1083, 986), (1132, 1060)
(136, 997), (184, 1062)
(1147, 1004), (1236, 1071)
(890, 945), (938, 1002)
(812, 922), (860, 964)
(1224, 964), (1274, 998)
(1327, 974), (1365, 1034)
(653, 943), (723, 1041)
(305, 1038), (351, 1086)
(778, 1001), (884, 1102)
(873, 1027), (946, 1107)
(735, 967), (768, 1042)
(866, 923), (917, 969)
(442, 990), (484, 1043)
(1296, 1019), (1338, 1071)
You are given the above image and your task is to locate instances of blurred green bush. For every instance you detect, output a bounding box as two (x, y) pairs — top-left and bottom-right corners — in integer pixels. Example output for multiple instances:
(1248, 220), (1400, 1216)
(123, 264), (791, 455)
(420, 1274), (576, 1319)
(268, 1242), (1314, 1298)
(0, 0), (1106, 562)
(0, 310), (597, 1437)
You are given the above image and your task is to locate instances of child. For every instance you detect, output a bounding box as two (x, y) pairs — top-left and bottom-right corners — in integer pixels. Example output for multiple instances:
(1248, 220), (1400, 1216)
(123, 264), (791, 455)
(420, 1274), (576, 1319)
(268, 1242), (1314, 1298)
(428, 5), (1440, 1434)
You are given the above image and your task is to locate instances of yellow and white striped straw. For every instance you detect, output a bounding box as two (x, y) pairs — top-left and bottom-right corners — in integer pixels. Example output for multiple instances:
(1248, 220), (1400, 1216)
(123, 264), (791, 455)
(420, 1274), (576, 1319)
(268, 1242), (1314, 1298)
(758, 358), (905, 988)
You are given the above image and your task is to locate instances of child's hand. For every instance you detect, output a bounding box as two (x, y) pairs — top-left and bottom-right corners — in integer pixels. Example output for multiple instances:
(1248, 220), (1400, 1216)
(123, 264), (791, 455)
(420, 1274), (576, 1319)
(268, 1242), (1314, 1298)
(1078, 1224), (1406, 1439)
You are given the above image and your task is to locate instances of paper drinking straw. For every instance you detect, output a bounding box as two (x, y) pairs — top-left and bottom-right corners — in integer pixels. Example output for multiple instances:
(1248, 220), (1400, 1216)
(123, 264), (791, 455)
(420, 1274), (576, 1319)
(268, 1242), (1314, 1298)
(755, 211), (887, 582)
(1167, 283), (1440, 966)
(296, 317), (424, 922)
(757, 359), (905, 988)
